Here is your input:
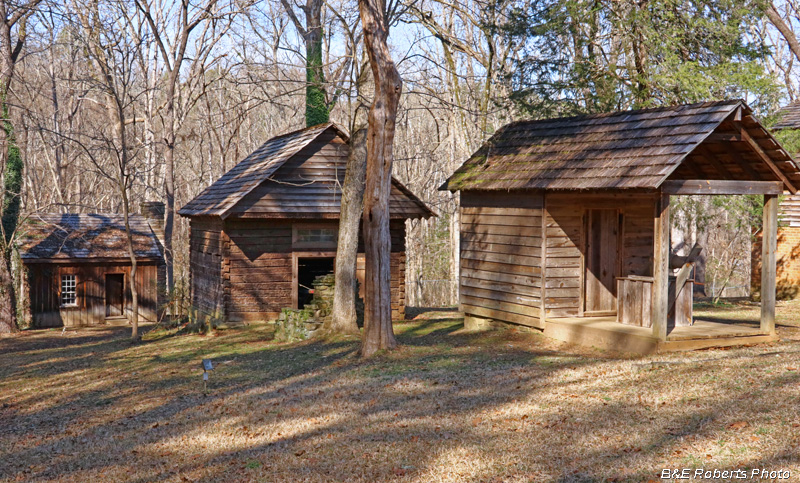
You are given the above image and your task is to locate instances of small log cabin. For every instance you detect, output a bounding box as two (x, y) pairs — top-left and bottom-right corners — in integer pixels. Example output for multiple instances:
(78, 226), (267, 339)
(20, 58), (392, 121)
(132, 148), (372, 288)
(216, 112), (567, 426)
(179, 123), (433, 323)
(444, 100), (800, 353)
(18, 205), (166, 328)
(751, 101), (800, 299)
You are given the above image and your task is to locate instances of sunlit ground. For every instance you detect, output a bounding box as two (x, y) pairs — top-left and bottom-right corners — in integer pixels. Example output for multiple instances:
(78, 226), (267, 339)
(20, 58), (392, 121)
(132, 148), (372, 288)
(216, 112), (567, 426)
(1, 301), (800, 482)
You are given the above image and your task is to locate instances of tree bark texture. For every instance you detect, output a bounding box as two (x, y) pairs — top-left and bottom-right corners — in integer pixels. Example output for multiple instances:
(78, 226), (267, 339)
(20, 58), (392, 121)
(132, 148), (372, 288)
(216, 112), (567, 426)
(327, 128), (367, 335)
(358, 0), (402, 357)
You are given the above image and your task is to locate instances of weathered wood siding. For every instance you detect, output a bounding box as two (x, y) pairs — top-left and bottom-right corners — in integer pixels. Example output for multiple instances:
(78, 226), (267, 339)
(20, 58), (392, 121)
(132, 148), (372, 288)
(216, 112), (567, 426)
(230, 131), (426, 219)
(27, 261), (161, 328)
(459, 192), (544, 328)
(220, 218), (407, 322)
(459, 191), (656, 326)
(189, 218), (225, 318)
(544, 193), (656, 318)
(225, 219), (293, 322)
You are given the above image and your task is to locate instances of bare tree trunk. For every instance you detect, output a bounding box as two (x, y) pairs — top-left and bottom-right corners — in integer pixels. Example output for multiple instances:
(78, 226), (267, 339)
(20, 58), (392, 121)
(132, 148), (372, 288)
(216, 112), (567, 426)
(359, 0), (401, 357)
(327, 128), (366, 335)
(328, 54), (372, 335)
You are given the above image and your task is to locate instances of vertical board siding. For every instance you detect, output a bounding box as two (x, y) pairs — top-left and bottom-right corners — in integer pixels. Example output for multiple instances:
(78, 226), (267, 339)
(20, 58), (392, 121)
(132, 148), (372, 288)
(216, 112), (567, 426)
(28, 261), (162, 328)
(459, 192), (544, 328)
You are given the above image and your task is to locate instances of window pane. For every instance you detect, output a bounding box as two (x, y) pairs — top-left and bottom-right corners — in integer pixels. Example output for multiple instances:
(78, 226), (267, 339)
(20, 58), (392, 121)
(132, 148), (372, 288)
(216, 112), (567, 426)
(61, 275), (77, 306)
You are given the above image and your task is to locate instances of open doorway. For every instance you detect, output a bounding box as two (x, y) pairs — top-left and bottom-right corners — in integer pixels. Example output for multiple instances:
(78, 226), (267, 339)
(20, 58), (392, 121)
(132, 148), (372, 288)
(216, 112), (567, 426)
(105, 273), (124, 317)
(296, 257), (334, 308)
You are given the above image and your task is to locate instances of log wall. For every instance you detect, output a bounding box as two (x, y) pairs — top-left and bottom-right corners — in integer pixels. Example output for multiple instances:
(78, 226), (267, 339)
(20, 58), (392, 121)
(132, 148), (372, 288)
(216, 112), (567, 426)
(189, 218), (225, 318)
(200, 218), (408, 323)
(27, 261), (161, 328)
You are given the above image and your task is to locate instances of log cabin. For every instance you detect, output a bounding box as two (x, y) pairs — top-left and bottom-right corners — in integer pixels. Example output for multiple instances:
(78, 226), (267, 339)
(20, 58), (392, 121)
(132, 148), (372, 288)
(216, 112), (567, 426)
(443, 100), (800, 353)
(18, 203), (166, 328)
(178, 123), (433, 323)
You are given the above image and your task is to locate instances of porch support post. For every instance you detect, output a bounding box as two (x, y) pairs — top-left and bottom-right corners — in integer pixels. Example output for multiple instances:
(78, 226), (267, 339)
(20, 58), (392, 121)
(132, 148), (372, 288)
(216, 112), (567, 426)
(761, 194), (778, 335)
(652, 192), (670, 341)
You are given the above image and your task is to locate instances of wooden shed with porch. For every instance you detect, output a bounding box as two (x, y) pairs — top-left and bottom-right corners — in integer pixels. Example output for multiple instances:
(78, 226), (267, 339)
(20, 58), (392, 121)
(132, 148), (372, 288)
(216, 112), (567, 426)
(443, 100), (800, 353)
(179, 123), (433, 323)
(18, 209), (166, 328)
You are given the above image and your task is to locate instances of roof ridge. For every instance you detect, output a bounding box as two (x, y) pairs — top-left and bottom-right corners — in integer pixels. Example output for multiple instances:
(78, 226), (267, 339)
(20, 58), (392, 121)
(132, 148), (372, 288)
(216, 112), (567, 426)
(504, 99), (743, 129)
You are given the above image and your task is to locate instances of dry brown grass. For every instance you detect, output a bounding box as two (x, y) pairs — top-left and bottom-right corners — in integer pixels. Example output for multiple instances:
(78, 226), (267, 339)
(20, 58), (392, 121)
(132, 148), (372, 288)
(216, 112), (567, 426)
(2, 303), (800, 482)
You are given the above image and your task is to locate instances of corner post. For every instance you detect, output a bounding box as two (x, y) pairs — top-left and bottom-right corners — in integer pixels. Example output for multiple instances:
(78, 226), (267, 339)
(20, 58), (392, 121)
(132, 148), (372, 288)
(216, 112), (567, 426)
(651, 192), (670, 341)
(761, 194), (778, 335)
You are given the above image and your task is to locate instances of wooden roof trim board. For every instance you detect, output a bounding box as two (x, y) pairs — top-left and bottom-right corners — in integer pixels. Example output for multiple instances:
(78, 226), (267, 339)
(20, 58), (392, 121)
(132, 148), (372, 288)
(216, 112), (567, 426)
(444, 100), (800, 193)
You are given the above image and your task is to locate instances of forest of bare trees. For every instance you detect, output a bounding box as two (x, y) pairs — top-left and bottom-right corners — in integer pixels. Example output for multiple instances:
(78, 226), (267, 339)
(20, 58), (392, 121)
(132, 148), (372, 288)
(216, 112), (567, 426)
(4, 0), (800, 328)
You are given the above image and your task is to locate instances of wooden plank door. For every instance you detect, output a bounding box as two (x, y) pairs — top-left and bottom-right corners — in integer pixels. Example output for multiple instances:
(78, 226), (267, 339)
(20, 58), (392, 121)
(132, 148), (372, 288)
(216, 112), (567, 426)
(584, 209), (620, 315)
(105, 274), (124, 317)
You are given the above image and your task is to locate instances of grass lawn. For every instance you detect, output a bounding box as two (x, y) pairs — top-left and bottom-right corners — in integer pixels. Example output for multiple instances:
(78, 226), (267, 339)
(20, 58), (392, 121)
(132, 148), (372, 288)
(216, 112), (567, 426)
(2, 302), (800, 482)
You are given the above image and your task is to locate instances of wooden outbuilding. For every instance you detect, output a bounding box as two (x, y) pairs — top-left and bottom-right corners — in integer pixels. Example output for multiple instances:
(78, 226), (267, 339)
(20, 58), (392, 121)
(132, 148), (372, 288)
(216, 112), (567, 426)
(444, 100), (800, 353)
(18, 206), (166, 328)
(751, 101), (800, 299)
(179, 123), (433, 323)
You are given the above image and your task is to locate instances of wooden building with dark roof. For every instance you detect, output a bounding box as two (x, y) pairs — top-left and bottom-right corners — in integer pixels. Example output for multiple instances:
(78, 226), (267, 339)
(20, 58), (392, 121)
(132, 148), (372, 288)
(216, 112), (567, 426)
(444, 100), (799, 353)
(179, 123), (433, 323)
(750, 102), (800, 298)
(18, 205), (166, 328)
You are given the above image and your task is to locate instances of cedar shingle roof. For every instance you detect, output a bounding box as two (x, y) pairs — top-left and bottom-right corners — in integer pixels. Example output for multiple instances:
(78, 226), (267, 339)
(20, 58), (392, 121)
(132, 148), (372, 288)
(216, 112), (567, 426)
(179, 123), (337, 217)
(18, 214), (163, 260)
(444, 100), (800, 192)
(179, 123), (434, 219)
(773, 102), (800, 131)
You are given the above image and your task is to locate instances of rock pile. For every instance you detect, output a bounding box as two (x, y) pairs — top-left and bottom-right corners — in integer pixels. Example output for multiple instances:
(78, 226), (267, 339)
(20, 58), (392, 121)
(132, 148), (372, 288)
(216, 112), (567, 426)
(275, 273), (364, 342)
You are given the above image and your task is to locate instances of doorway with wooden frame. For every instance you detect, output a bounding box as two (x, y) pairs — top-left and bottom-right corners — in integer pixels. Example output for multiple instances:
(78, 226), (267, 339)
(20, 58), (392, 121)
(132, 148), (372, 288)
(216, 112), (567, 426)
(584, 209), (621, 316)
(105, 273), (125, 318)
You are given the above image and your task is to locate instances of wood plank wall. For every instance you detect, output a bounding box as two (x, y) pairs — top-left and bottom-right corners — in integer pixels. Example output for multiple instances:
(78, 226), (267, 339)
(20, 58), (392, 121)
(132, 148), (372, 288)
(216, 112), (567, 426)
(28, 261), (161, 328)
(189, 218), (225, 318)
(225, 219), (293, 322)
(544, 193), (656, 318)
(459, 192), (544, 328)
(221, 218), (407, 322)
(459, 191), (657, 327)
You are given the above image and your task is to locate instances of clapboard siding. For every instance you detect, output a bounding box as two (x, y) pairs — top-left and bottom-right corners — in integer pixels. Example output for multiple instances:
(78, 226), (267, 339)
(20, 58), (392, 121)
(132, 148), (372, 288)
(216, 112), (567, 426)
(544, 193), (657, 318)
(459, 191), (544, 328)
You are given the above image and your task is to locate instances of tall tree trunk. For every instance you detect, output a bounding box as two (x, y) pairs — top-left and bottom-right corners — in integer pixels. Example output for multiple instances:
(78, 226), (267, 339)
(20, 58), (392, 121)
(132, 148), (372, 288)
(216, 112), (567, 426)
(163, 79), (176, 299)
(328, 128), (366, 335)
(359, 0), (402, 357)
(0, 0), (34, 334)
(328, 55), (372, 335)
(305, 0), (328, 126)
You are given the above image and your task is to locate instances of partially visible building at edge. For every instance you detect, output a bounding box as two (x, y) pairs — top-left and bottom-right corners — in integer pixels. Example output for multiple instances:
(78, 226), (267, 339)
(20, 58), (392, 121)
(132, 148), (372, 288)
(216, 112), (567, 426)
(752, 102), (800, 299)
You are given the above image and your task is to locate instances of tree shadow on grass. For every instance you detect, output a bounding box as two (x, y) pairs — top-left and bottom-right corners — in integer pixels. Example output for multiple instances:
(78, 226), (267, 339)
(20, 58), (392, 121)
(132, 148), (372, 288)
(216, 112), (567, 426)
(2, 317), (799, 482)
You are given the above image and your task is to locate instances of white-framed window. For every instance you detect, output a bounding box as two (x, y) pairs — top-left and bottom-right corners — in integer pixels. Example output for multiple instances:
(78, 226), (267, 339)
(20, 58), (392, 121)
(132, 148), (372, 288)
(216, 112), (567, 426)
(60, 275), (77, 307)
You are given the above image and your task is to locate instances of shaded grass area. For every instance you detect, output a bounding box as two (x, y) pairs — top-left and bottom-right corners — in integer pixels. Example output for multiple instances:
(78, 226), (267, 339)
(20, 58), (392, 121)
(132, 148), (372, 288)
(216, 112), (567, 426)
(0, 308), (799, 482)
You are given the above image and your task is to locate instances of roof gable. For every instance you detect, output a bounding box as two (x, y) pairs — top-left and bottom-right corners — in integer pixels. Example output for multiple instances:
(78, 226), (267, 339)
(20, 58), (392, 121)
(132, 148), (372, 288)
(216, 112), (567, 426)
(444, 100), (800, 193)
(181, 124), (433, 220)
(178, 123), (343, 217)
(18, 213), (163, 261)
